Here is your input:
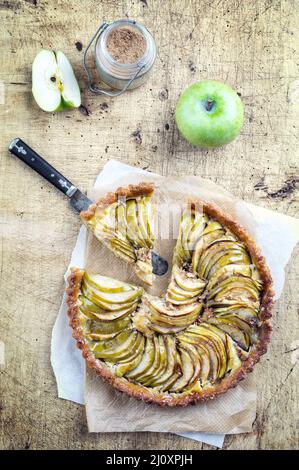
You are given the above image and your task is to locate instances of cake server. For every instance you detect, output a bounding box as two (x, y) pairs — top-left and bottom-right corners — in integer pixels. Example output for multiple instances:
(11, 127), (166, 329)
(8, 138), (168, 276)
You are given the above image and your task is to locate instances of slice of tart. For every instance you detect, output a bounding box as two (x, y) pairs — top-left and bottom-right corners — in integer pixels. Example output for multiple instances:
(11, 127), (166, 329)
(80, 183), (156, 285)
(67, 199), (273, 406)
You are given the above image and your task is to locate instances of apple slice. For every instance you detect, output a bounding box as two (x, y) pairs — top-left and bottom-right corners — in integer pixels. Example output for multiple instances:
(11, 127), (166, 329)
(115, 335), (145, 376)
(207, 317), (250, 350)
(110, 236), (134, 252)
(207, 264), (255, 290)
(92, 330), (132, 357)
(209, 291), (259, 311)
(137, 197), (154, 248)
(92, 330), (140, 361)
(144, 196), (155, 244)
(165, 296), (199, 306)
(212, 284), (259, 305)
(179, 332), (211, 384)
(165, 288), (195, 301)
(160, 371), (181, 392)
(137, 335), (160, 383)
(186, 324), (227, 378)
(205, 315), (246, 365)
(148, 306), (202, 328)
(187, 213), (208, 249)
(177, 329), (219, 382)
(143, 335), (168, 386)
(125, 336), (155, 380)
(194, 344), (210, 384)
(150, 336), (177, 387)
(149, 322), (186, 334)
(83, 279), (142, 305)
(167, 280), (202, 298)
(180, 211), (196, 257)
(202, 341), (219, 382)
(96, 222), (136, 261)
(149, 308), (202, 328)
(135, 252), (153, 285)
(109, 240), (136, 262)
(126, 199), (146, 247)
(32, 50), (81, 112)
(215, 306), (258, 324)
(209, 250), (252, 278)
(180, 343), (202, 385)
(173, 265), (206, 293)
(148, 298), (201, 317)
(198, 323), (228, 377)
(149, 310), (198, 328)
(95, 203), (118, 229)
(225, 335), (242, 371)
(170, 347), (194, 392)
(81, 285), (139, 311)
(150, 309), (199, 326)
(79, 296), (137, 320)
(166, 291), (199, 305)
(84, 272), (135, 293)
(87, 316), (131, 340)
(191, 222), (224, 272)
(198, 239), (243, 274)
(208, 275), (260, 298)
(198, 242), (248, 279)
(109, 331), (143, 363)
(216, 314), (253, 335)
(116, 332), (144, 364)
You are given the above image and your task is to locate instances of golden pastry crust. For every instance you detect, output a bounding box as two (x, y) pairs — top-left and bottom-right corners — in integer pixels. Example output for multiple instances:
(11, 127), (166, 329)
(67, 192), (274, 407)
(80, 182), (154, 221)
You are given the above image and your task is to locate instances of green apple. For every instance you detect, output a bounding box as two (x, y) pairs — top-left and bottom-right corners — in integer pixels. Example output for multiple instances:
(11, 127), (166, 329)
(32, 49), (81, 112)
(175, 80), (244, 147)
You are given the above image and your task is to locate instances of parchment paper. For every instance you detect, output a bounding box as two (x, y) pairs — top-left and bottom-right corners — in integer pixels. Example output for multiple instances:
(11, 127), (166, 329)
(51, 160), (299, 443)
(84, 168), (260, 435)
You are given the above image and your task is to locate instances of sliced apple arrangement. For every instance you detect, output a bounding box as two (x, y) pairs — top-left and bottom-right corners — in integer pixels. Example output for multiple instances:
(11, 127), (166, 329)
(80, 272), (143, 341)
(67, 201), (273, 406)
(80, 186), (156, 285)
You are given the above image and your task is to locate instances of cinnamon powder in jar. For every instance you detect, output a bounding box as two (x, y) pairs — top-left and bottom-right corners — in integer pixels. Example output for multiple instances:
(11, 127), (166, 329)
(107, 26), (146, 64)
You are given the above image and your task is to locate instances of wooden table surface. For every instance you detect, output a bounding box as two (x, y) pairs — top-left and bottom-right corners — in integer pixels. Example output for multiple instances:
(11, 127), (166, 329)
(0, 0), (298, 450)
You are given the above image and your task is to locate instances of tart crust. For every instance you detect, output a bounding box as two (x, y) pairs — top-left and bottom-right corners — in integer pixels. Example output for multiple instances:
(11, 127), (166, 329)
(67, 191), (274, 407)
(80, 182), (154, 221)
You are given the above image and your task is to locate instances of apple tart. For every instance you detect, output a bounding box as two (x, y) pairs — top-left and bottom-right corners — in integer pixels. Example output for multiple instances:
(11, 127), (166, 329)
(80, 183), (155, 285)
(67, 190), (273, 407)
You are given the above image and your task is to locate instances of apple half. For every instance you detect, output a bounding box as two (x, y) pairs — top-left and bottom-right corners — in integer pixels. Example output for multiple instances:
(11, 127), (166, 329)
(32, 49), (81, 112)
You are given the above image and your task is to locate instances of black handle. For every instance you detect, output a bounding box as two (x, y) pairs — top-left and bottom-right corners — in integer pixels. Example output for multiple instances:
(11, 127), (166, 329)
(8, 138), (77, 197)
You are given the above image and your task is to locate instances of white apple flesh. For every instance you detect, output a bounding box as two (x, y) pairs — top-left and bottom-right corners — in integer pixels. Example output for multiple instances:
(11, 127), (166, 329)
(32, 50), (81, 112)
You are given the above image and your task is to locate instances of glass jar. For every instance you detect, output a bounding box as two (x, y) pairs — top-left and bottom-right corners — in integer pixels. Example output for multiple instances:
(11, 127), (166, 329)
(84, 19), (156, 96)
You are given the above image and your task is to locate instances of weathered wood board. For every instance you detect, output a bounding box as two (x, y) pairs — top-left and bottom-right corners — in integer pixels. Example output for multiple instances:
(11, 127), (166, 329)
(0, 0), (298, 450)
